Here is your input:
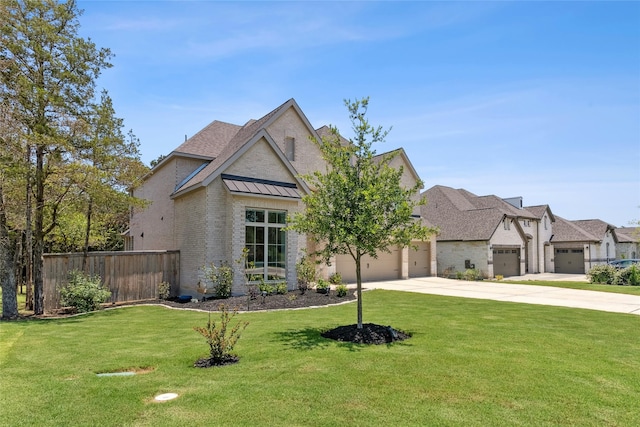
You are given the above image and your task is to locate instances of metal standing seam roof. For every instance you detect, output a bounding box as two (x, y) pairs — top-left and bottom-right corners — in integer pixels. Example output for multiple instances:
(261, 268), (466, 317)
(222, 176), (301, 199)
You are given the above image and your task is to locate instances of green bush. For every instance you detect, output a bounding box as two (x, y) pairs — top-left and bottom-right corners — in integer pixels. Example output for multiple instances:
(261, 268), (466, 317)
(335, 284), (348, 297)
(59, 270), (111, 313)
(329, 272), (342, 286)
(296, 256), (317, 294)
(316, 279), (330, 294)
(258, 282), (275, 295)
(201, 261), (233, 298)
(193, 304), (249, 366)
(616, 265), (640, 286)
(458, 268), (482, 281)
(588, 264), (617, 285)
(158, 282), (171, 300)
(275, 282), (288, 295)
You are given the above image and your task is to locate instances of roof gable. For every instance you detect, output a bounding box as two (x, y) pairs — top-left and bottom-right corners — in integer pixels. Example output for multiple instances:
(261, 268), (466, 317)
(171, 99), (311, 197)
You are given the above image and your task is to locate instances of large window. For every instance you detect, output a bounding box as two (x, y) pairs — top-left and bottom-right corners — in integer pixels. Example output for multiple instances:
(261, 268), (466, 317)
(245, 209), (287, 282)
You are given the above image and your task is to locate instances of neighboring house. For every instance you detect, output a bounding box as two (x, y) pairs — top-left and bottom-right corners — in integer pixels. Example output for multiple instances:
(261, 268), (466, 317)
(613, 226), (639, 260)
(551, 217), (617, 273)
(129, 99), (436, 296)
(422, 185), (549, 278)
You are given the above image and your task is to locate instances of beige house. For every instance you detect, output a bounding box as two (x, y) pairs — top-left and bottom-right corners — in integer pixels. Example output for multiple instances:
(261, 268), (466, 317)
(614, 227), (639, 260)
(551, 217), (617, 273)
(421, 185), (554, 278)
(129, 99), (436, 296)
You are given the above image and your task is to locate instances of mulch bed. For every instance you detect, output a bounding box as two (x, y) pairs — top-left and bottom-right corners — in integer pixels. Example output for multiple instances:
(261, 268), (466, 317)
(321, 323), (411, 345)
(159, 289), (357, 312)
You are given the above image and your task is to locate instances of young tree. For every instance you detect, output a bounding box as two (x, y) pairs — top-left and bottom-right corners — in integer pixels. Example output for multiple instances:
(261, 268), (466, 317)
(289, 98), (436, 329)
(1, 0), (112, 314)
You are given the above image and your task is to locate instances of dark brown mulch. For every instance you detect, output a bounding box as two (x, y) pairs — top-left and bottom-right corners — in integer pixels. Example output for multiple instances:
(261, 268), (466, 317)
(159, 289), (357, 312)
(194, 355), (239, 368)
(321, 323), (411, 345)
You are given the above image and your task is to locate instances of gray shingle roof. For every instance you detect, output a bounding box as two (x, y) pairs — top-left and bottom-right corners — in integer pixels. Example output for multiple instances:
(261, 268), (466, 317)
(525, 204), (555, 222)
(173, 120), (242, 159)
(551, 216), (600, 243)
(171, 99), (298, 196)
(615, 226), (640, 243)
(422, 185), (540, 241)
(422, 185), (505, 241)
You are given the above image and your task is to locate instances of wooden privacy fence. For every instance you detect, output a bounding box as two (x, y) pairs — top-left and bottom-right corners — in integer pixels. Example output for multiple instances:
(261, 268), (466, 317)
(43, 250), (180, 313)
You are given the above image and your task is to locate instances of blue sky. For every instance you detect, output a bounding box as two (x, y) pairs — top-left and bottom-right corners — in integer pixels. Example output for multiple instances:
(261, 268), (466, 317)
(78, 1), (640, 227)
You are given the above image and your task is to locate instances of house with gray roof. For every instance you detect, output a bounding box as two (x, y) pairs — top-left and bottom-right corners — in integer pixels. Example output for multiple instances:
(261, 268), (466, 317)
(614, 226), (639, 260)
(128, 99), (436, 296)
(550, 217), (617, 273)
(421, 185), (553, 278)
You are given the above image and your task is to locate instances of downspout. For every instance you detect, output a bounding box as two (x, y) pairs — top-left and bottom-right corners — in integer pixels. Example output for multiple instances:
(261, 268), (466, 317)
(536, 218), (541, 273)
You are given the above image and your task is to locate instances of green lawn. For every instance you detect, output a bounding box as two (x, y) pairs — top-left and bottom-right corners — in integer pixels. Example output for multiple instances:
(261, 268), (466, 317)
(1, 290), (639, 426)
(497, 280), (640, 296)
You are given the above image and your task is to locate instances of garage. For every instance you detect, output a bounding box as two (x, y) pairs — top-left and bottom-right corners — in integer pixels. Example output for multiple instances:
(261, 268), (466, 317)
(335, 248), (400, 283)
(493, 248), (520, 277)
(409, 242), (431, 277)
(554, 248), (584, 274)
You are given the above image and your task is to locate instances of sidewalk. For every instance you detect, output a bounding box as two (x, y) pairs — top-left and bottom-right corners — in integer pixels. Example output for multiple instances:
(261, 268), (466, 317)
(362, 276), (640, 316)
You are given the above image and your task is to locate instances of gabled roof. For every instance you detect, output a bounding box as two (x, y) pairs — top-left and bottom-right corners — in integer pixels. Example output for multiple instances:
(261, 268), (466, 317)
(572, 219), (617, 243)
(170, 98), (314, 198)
(525, 204), (556, 222)
(173, 120), (242, 158)
(422, 185), (521, 241)
(615, 226), (640, 243)
(374, 148), (422, 185)
(551, 216), (601, 243)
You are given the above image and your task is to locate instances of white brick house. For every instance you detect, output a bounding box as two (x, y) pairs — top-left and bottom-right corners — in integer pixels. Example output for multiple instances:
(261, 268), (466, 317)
(421, 185), (554, 278)
(129, 99), (436, 296)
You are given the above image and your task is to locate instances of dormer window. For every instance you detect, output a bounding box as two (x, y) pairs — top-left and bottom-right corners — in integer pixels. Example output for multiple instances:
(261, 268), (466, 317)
(285, 137), (295, 161)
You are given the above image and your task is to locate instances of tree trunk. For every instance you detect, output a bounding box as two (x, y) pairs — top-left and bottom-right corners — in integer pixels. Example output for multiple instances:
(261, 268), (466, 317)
(82, 198), (93, 270)
(0, 183), (19, 319)
(355, 252), (363, 329)
(33, 145), (45, 315)
(24, 144), (33, 311)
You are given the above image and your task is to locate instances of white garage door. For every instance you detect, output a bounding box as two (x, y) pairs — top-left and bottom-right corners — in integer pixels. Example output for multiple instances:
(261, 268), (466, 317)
(409, 242), (431, 277)
(554, 248), (584, 274)
(493, 248), (520, 277)
(336, 249), (400, 283)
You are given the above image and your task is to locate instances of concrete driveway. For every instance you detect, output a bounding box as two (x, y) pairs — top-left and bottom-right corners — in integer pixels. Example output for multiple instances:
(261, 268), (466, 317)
(362, 275), (640, 316)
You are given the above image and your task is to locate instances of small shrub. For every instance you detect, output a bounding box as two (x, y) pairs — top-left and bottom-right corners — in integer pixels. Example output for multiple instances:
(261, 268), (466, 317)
(335, 284), (348, 297)
(316, 279), (330, 294)
(495, 275), (504, 281)
(193, 304), (249, 367)
(258, 282), (275, 295)
(158, 282), (171, 300)
(275, 282), (288, 295)
(588, 264), (617, 285)
(296, 255), (317, 294)
(329, 272), (342, 286)
(201, 261), (233, 298)
(616, 265), (640, 286)
(287, 294), (297, 302)
(462, 268), (482, 282)
(59, 270), (111, 313)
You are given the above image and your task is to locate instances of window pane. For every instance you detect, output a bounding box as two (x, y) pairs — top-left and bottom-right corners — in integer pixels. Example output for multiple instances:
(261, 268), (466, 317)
(245, 226), (255, 244)
(268, 211), (286, 224)
(246, 210), (256, 223)
(255, 227), (265, 244)
(255, 210), (265, 223)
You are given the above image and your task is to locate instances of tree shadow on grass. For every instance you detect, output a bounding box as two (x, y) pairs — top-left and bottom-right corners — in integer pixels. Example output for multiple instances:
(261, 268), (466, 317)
(274, 325), (415, 353)
(273, 327), (333, 351)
